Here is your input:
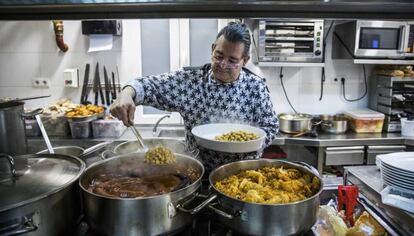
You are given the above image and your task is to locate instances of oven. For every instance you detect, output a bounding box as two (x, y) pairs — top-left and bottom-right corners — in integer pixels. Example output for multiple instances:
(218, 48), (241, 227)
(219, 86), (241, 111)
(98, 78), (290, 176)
(334, 20), (414, 59)
(253, 19), (324, 63)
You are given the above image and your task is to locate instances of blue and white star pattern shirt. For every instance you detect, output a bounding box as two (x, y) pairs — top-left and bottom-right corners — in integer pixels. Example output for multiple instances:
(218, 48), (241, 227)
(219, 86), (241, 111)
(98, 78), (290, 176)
(126, 64), (279, 172)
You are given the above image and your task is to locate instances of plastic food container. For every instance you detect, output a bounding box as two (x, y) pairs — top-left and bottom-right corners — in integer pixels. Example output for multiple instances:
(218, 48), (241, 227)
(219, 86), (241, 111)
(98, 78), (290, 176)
(92, 119), (126, 138)
(40, 114), (70, 136)
(69, 120), (91, 138)
(344, 109), (384, 133)
(24, 119), (41, 137)
(401, 118), (414, 138)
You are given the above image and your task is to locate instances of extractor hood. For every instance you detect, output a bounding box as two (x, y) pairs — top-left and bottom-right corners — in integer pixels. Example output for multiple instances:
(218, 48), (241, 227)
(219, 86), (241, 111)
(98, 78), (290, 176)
(1, 0), (414, 20)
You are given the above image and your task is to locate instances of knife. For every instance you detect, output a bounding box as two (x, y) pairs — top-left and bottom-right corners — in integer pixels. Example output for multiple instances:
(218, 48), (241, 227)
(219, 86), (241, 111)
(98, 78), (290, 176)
(80, 63), (90, 104)
(103, 66), (111, 106)
(112, 71), (117, 100)
(93, 63), (99, 105)
(97, 64), (105, 106)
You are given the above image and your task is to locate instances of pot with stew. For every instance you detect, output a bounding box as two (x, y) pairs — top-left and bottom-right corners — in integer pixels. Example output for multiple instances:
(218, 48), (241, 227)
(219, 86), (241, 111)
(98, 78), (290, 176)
(207, 159), (323, 236)
(79, 151), (204, 236)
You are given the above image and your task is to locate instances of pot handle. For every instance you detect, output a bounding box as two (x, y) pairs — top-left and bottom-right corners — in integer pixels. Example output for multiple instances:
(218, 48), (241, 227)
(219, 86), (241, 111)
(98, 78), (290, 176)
(321, 121), (333, 128)
(0, 154), (16, 177)
(21, 108), (43, 117)
(80, 141), (112, 158)
(0, 215), (38, 236)
(293, 161), (320, 176)
(208, 202), (235, 219)
(100, 150), (117, 160)
(176, 194), (218, 215)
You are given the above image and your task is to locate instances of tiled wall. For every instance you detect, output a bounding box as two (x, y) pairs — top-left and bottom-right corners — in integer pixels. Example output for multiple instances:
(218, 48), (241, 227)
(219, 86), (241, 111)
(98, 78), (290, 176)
(0, 20), (370, 116)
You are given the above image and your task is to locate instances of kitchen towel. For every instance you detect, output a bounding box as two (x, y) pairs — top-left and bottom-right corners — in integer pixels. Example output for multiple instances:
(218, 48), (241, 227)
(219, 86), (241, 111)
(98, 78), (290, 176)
(88, 34), (113, 52)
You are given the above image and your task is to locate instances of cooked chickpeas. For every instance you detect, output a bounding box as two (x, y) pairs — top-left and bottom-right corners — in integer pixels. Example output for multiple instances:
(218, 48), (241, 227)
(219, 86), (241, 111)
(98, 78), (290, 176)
(144, 145), (176, 165)
(215, 130), (259, 142)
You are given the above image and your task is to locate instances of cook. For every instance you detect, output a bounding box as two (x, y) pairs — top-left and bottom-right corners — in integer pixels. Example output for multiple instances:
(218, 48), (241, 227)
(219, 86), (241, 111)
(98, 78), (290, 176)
(110, 22), (279, 173)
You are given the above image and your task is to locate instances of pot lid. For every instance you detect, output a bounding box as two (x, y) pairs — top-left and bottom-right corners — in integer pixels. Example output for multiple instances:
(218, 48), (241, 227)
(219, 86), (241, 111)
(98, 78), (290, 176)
(0, 154), (85, 212)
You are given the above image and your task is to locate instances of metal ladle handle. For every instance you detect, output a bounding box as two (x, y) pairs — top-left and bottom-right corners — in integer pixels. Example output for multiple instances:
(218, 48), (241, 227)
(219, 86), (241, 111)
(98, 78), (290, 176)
(35, 114), (54, 154)
(130, 125), (149, 152)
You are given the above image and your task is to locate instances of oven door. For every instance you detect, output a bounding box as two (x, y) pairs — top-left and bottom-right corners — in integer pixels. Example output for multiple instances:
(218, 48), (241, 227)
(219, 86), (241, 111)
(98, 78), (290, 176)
(354, 21), (413, 58)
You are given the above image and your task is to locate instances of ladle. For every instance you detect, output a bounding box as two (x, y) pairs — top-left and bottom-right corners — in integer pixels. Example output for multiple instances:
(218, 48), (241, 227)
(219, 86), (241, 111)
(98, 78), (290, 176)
(35, 114), (54, 154)
(130, 125), (149, 152)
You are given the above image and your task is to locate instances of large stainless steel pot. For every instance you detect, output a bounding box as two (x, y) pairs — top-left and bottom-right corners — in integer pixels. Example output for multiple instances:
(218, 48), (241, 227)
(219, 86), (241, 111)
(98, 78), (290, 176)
(0, 101), (42, 155)
(320, 114), (348, 134)
(0, 153), (85, 236)
(79, 152), (205, 236)
(208, 159), (323, 236)
(278, 113), (317, 134)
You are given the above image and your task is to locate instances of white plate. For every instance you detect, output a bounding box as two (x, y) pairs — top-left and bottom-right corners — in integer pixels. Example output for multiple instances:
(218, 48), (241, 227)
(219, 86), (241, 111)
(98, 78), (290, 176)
(382, 175), (414, 192)
(377, 152), (414, 173)
(191, 123), (266, 153)
(382, 168), (414, 182)
(382, 171), (414, 187)
(381, 161), (414, 177)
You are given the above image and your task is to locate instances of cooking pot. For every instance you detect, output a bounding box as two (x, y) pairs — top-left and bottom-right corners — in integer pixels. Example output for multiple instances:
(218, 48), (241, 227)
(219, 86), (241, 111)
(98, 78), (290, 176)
(79, 152), (205, 236)
(278, 113), (320, 134)
(319, 114), (348, 134)
(207, 159), (323, 236)
(0, 101), (43, 155)
(0, 153), (85, 236)
(101, 138), (199, 160)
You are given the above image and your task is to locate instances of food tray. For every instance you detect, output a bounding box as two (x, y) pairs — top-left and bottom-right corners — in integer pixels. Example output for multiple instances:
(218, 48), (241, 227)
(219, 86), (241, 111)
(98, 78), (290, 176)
(65, 111), (105, 122)
(39, 114), (70, 136)
(191, 123), (266, 153)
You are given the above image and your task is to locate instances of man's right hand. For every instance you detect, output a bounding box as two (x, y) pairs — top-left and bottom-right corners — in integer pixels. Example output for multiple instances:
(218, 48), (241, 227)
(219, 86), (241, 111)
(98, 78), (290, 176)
(110, 86), (136, 126)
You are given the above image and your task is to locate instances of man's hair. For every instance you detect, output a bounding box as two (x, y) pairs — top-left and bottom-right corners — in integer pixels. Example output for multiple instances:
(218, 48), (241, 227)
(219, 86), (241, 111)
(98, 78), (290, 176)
(216, 22), (251, 57)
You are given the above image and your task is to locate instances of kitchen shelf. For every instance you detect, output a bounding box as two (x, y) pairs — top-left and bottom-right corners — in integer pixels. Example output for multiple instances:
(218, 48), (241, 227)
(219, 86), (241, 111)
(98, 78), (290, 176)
(255, 62), (325, 67)
(1, 0), (414, 20)
(353, 59), (414, 65)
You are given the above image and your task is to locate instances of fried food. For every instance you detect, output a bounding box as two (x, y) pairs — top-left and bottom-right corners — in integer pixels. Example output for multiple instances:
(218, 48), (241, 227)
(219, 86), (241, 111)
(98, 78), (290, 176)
(214, 166), (320, 204)
(215, 130), (259, 142)
(145, 145), (176, 165)
(65, 104), (104, 118)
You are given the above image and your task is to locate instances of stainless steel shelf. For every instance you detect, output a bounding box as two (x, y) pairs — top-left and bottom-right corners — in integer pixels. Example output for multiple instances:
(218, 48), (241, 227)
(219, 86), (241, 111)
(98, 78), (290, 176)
(255, 62), (325, 67)
(1, 0), (414, 20)
(353, 59), (414, 65)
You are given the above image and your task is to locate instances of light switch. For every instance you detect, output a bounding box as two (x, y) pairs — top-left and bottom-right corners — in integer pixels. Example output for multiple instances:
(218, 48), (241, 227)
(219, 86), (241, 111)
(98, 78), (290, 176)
(63, 68), (79, 88)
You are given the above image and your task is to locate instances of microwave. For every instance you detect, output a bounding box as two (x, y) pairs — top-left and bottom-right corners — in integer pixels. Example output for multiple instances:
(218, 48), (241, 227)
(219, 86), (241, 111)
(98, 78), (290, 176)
(333, 20), (414, 59)
(253, 19), (324, 63)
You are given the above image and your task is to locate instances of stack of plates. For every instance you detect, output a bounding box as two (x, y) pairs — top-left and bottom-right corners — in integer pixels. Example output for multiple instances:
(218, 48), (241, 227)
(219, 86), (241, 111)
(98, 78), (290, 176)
(377, 152), (414, 193)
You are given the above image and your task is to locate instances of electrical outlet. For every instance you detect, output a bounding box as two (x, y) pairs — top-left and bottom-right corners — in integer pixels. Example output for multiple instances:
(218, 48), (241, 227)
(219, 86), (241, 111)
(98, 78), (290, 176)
(32, 78), (51, 88)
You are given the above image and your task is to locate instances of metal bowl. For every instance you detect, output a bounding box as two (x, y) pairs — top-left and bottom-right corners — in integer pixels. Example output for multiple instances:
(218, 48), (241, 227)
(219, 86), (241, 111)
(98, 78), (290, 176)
(191, 123), (266, 153)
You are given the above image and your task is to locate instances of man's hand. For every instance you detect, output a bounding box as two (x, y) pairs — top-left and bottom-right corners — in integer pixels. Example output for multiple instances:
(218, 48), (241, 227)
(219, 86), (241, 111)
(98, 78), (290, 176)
(110, 87), (136, 126)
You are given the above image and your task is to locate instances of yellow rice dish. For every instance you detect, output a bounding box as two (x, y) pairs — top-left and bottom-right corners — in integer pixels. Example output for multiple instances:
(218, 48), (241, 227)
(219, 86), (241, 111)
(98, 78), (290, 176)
(215, 166), (320, 204)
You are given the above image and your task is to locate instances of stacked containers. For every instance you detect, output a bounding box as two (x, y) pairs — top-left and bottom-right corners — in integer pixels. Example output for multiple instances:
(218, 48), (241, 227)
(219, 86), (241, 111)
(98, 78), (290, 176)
(344, 109), (385, 133)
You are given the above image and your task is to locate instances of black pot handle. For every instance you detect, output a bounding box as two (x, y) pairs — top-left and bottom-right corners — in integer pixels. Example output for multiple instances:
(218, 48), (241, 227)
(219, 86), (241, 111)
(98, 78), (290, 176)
(0, 215), (38, 236)
(176, 194), (217, 215)
(21, 108), (43, 118)
(208, 202), (236, 219)
(0, 154), (16, 177)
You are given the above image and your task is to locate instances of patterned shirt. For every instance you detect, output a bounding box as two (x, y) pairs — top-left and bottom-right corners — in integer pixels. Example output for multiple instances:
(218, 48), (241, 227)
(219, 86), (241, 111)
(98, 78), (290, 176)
(126, 64), (279, 173)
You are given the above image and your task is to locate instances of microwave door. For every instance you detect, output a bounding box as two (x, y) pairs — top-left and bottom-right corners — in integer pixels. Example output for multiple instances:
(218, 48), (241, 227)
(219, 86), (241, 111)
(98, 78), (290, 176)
(354, 21), (409, 58)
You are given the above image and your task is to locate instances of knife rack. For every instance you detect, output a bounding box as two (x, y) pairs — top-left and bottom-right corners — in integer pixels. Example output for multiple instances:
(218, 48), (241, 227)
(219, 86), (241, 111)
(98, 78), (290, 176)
(86, 83), (122, 89)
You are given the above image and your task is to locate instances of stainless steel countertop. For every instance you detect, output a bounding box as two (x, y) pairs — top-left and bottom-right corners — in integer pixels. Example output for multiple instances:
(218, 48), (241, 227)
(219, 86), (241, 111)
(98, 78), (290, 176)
(279, 132), (414, 147)
(345, 166), (414, 235)
(27, 125), (414, 149)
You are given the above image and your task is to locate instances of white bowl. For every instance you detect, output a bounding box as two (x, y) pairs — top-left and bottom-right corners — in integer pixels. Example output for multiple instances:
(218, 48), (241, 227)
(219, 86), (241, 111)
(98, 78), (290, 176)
(191, 123), (266, 153)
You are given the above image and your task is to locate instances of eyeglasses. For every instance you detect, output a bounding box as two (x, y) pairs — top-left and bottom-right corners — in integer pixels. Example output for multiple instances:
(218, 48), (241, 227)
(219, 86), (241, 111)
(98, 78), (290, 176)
(212, 55), (242, 69)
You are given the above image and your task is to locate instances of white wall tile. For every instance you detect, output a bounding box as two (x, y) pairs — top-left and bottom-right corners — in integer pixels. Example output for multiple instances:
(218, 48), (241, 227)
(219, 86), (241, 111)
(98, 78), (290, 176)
(0, 19), (370, 116)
